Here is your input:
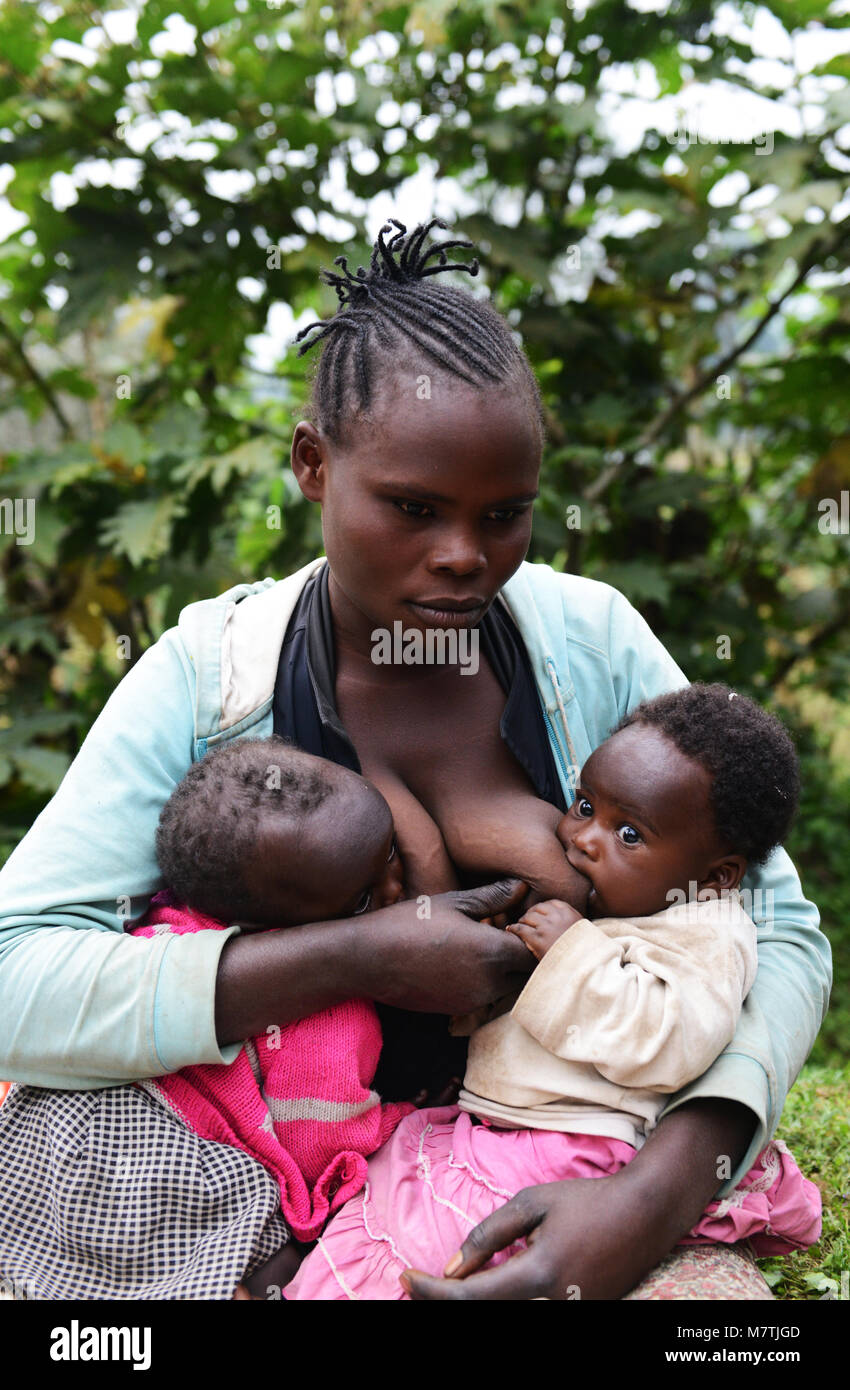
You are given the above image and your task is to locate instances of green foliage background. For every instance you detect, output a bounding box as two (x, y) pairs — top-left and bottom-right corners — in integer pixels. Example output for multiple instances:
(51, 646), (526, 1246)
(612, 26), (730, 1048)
(0, 1), (848, 1062)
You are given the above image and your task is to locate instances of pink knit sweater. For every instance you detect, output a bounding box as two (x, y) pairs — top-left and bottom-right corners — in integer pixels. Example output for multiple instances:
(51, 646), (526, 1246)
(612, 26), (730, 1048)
(131, 891), (414, 1241)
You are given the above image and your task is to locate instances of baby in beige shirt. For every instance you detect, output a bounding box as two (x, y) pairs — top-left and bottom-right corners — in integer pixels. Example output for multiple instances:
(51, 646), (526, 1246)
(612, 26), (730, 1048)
(457, 682), (797, 1146)
(285, 682), (821, 1300)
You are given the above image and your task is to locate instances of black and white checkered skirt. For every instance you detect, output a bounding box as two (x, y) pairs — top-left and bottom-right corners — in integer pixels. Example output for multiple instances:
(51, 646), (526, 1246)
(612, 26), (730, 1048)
(0, 1081), (291, 1300)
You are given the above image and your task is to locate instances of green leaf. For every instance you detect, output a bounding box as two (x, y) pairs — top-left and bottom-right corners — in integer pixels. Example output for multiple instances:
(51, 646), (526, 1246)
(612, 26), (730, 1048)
(149, 404), (205, 456)
(99, 496), (189, 567)
(100, 421), (148, 468)
(592, 560), (672, 606)
(172, 436), (283, 495)
(11, 747), (71, 796)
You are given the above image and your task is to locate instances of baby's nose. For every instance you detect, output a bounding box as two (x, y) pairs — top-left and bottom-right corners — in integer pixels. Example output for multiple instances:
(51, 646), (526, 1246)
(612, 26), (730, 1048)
(372, 861), (405, 910)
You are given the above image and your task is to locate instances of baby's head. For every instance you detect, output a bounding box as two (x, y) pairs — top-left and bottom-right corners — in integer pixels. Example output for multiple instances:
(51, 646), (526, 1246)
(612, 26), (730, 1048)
(155, 736), (402, 930)
(558, 684), (800, 918)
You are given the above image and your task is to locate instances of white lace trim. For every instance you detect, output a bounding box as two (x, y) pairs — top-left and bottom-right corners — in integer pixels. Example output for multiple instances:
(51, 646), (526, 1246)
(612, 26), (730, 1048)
(714, 1141), (784, 1218)
(315, 1235), (360, 1300)
(361, 1182), (412, 1269)
(447, 1146), (515, 1201)
(416, 1124), (477, 1228)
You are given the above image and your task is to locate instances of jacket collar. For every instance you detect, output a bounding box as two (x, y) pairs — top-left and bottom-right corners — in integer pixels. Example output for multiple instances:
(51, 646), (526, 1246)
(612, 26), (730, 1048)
(181, 557), (577, 752)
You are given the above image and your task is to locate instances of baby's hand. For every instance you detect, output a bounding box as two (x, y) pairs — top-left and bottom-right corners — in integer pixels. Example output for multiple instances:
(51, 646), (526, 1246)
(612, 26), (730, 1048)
(506, 900), (584, 961)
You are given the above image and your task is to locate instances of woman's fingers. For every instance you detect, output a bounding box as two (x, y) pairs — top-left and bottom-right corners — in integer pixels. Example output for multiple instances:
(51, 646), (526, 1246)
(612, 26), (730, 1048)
(401, 1245), (547, 1301)
(451, 877), (528, 922)
(443, 1188), (544, 1278)
(401, 1189), (555, 1300)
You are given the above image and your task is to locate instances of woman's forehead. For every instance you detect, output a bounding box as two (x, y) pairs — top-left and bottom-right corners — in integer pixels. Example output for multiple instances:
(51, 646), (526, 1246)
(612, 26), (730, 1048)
(338, 382), (542, 480)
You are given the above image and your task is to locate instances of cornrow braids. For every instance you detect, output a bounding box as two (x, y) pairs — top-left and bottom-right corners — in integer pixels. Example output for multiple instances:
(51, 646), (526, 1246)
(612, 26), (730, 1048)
(294, 217), (545, 443)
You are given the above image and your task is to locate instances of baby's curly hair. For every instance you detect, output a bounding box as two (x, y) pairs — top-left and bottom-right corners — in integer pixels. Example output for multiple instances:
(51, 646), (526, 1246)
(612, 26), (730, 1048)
(614, 683), (800, 865)
(155, 736), (335, 923)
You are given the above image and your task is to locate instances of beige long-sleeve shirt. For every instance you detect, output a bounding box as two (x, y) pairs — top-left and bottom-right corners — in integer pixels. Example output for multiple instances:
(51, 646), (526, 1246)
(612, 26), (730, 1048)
(457, 892), (758, 1148)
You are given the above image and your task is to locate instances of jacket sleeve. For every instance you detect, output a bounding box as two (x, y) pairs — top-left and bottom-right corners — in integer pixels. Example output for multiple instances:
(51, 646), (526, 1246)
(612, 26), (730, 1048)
(0, 629), (242, 1087)
(511, 912), (755, 1093)
(604, 586), (833, 1192)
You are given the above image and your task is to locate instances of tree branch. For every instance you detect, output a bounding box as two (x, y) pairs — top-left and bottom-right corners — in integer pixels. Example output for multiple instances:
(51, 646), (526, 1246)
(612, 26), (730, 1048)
(584, 228), (847, 502)
(636, 240), (831, 453)
(0, 316), (75, 439)
(771, 598), (850, 689)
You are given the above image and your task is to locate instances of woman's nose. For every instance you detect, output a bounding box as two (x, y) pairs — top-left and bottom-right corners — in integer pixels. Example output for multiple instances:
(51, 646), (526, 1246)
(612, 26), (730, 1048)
(428, 529), (486, 575)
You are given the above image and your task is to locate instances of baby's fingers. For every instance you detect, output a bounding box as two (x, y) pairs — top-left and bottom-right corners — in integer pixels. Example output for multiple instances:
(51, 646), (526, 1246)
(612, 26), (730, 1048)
(506, 920), (545, 961)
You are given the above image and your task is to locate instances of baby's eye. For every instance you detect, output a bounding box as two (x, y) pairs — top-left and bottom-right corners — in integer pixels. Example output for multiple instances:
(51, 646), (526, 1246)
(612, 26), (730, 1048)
(576, 797), (593, 817)
(353, 889), (372, 916)
(387, 835), (398, 863)
(617, 825), (642, 846)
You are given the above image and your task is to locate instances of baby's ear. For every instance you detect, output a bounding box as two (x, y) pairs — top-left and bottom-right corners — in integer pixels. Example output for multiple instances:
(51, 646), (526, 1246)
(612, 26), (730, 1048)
(700, 855), (747, 896)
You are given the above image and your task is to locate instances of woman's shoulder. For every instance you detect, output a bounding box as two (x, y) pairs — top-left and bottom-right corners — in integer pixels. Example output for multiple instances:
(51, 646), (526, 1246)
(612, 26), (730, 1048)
(168, 558), (326, 739)
(501, 561), (637, 650)
(175, 558), (325, 667)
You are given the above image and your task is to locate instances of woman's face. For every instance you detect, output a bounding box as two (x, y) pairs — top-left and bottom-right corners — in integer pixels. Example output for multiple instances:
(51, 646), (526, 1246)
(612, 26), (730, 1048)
(291, 376), (542, 645)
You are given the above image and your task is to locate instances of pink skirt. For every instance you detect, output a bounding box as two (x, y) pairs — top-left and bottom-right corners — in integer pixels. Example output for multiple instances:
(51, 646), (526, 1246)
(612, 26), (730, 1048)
(284, 1105), (822, 1301)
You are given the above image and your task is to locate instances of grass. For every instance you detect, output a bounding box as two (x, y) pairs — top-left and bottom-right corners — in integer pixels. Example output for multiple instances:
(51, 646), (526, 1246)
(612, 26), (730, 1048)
(757, 1063), (850, 1300)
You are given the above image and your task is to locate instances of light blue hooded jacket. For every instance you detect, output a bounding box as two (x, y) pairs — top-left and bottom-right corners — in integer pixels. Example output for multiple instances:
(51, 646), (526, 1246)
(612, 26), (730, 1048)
(0, 558), (831, 1192)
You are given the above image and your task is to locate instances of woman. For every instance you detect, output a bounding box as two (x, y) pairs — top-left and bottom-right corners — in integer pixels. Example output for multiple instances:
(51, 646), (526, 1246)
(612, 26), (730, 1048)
(0, 220), (831, 1300)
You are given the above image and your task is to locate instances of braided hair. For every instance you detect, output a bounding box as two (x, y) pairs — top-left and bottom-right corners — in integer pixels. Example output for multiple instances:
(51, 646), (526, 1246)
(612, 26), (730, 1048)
(294, 217), (545, 443)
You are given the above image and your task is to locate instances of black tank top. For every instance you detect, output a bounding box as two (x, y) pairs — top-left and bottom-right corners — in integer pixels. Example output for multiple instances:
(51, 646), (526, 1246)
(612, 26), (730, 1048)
(271, 562), (565, 1101)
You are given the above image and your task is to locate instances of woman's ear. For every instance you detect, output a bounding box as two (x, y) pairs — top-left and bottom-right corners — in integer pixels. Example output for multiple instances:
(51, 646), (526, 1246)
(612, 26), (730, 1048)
(697, 854), (748, 899)
(291, 421), (326, 502)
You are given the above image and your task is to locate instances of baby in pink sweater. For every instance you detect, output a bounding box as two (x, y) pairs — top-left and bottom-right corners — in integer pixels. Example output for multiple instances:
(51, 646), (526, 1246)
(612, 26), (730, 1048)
(132, 734), (414, 1296)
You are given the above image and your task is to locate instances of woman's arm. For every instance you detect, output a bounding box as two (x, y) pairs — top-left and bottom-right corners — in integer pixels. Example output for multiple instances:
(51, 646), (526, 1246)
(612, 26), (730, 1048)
(0, 630), (241, 1087)
(0, 621), (532, 1086)
(215, 879), (534, 1043)
(404, 1097), (755, 1300)
(603, 585), (831, 1188)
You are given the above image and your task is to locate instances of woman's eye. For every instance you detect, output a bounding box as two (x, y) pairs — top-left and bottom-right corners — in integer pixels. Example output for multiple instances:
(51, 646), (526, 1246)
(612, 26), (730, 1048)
(617, 825), (642, 846)
(393, 500), (432, 519)
(486, 508), (523, 523)
(353, 889), (372, 915)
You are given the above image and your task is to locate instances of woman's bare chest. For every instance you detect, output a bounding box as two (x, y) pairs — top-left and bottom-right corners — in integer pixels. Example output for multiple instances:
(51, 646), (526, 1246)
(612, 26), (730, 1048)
(336, 661), (528, 804)
(334, 661), (568, 899)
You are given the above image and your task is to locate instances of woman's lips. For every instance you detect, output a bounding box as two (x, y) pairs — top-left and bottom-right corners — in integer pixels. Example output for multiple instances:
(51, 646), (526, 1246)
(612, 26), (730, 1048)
(407, 600), (486, 627)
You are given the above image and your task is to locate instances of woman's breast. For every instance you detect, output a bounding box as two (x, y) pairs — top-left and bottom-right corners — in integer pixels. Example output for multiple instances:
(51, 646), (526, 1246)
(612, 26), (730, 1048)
(337, 664), (588, 908)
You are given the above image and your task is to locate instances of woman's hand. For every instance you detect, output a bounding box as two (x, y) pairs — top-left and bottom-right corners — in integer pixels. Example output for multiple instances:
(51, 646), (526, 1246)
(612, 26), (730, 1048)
(401, 1098), (756, 1300)
(353, 878), (536, 1015)
(216, 877), (533, 1043)
(401, 1171), (666, 1301)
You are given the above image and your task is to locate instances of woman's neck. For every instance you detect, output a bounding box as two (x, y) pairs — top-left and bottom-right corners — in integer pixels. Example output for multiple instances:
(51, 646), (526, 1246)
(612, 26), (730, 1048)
(328, 570), (482, 690)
